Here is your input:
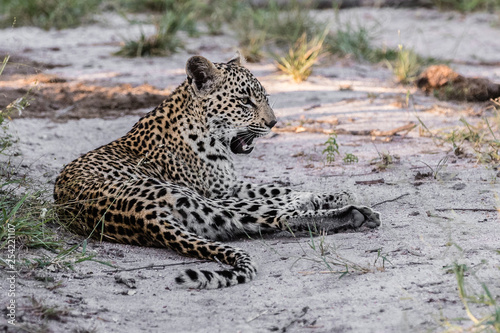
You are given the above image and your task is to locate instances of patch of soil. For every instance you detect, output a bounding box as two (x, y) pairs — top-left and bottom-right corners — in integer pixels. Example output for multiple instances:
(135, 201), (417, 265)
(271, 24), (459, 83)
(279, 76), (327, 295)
(1, 52), (170, 121)
(0, 74), (170, 121)
(417, 65), (500, 102)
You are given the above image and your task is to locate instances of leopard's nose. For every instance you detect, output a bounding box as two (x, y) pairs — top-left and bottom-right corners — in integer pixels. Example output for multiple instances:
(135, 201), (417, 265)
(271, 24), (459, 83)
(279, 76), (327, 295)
(266, 120), (277, 128)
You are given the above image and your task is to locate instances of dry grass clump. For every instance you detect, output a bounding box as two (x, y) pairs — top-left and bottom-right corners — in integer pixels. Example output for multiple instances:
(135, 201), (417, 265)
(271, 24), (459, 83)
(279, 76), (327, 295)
(274, 33), (326, 82)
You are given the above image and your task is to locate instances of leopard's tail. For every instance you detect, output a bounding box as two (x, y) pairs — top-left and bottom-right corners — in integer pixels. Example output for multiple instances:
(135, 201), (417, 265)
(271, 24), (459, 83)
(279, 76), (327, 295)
(174, 245), (257, 289)
(167, 229), (257, 289)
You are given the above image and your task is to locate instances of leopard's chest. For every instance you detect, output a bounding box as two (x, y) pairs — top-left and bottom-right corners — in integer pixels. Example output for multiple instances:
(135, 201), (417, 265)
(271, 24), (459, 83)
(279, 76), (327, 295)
(146, 136), (237, 199)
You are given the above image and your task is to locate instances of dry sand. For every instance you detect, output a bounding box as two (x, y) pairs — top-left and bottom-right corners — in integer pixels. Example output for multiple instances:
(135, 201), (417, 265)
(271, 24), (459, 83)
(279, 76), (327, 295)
(1, 7), (499, 333)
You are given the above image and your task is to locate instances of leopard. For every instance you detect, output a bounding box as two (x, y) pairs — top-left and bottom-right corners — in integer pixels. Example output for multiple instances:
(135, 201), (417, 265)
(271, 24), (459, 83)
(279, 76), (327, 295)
(54, 55), (381, 289)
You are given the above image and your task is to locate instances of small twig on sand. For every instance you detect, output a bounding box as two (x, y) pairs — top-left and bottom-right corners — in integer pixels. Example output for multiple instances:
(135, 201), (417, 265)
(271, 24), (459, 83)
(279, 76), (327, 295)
(363, 122), (416, 137)
(298, 271), (339, 275)
(103, 260), (211, 273)
(372, 193), (410, 208)
(246, 310), (268, 323)
(320, 172), (375, 178)
(435, 208), (499, 212)
(426, 211), (451, 220)
(355, 178), (385, 185)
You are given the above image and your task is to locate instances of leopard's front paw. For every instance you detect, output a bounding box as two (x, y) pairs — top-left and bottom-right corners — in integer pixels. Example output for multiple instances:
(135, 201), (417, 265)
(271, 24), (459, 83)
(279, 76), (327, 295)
(350, 206), (381, 229)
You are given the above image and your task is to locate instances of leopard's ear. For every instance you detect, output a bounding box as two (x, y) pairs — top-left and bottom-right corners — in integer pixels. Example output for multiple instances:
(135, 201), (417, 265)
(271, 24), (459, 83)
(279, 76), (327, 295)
(227, 51), (243, 67)
(186, 56), (220, 95)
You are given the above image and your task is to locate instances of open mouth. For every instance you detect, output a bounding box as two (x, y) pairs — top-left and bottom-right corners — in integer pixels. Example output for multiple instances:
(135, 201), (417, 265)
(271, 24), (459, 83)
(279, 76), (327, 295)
(230, 131), (256, 154)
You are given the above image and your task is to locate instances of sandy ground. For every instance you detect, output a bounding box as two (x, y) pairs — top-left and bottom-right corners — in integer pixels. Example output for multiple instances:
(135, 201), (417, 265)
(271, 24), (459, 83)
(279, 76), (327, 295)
(1, 7), (500, 333)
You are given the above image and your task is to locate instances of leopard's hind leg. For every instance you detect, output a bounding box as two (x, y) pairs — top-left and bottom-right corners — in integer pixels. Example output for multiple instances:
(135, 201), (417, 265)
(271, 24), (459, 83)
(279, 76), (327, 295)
(113, 180), (259, 289)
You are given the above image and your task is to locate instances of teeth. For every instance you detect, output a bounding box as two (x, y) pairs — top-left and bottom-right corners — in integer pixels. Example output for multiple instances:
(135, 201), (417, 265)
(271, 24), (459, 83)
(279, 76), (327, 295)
(242, 144), (249, 151)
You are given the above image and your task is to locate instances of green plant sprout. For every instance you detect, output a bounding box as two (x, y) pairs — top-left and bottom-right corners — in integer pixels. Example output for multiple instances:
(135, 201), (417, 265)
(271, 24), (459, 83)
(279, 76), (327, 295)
(322, 132), (340, 164)
(343, 153), (358, 164)
(373, 248), (392, 270)
(420, 156), (449, 180)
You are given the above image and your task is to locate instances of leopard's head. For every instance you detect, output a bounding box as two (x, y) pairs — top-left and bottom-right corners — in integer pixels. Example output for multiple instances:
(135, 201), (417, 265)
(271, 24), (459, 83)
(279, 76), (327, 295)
(186, 55), (277, 155)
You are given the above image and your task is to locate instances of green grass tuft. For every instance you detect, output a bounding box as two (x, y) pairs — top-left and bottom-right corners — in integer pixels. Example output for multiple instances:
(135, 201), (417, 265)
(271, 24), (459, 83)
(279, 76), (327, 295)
(119, 0), (245, 36)
(196, 0), (247, 35)
(326, 22), (376, 61)
(115, 0), (202, 57)
(240, 31), (268, 63)
(431, 0), (500, 12)
(0, 0), (100, 30)
(388, 45), (422, 84)
(115, 16), (183, 57)
(117, 0), (170, 12)
(234, 1), (326, 62)
(0, 191), (59, 252)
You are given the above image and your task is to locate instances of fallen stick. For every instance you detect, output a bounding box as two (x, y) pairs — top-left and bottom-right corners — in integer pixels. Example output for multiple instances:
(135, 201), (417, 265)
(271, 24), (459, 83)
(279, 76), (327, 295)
(426, 211), (451, 220)
(369, 122), (416, 137)
(273, 126), (334, 134)
(301, 118), (339, 125)
(273, 122), (416, 137)
(103, 260), (211, 273)
(434, 208), (499, 212)
(372, 193), (410, 208)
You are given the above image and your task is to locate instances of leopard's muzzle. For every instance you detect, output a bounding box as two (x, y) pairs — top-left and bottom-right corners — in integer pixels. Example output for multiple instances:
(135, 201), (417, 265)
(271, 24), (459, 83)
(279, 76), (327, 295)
(230, 131), (256, 154)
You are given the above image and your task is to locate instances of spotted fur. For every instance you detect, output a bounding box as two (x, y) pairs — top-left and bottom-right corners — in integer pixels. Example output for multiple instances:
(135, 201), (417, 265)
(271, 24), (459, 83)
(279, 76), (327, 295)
(54, 55), (381, 289)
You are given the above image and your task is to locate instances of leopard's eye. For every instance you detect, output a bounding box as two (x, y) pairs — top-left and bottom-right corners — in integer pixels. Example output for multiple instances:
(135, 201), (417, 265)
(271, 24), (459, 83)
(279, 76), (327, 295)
(239, 96), (255, 107)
